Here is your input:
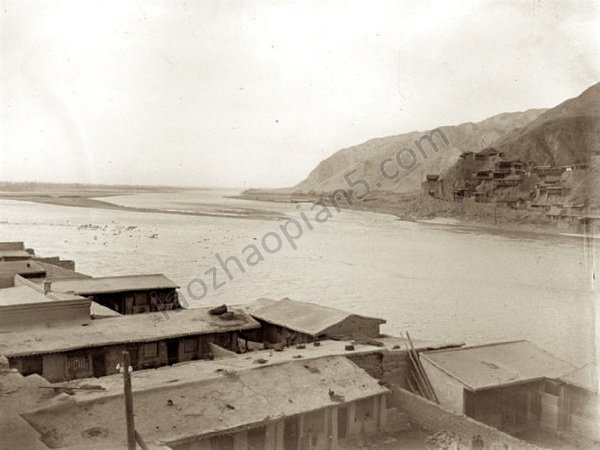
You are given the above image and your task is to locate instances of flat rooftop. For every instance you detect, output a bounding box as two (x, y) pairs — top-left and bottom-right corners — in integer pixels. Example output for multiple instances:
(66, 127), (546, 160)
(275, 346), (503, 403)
(32, 261), (90, 281)
(421, 340), (575, 391)
(49, 274), (179, 295)
(0, 285), (53, 306)
(23, 356), (387, 448)
(0, 307), (260, 357)
(0, 250), (32, 259)
(0, 370), (53, 450)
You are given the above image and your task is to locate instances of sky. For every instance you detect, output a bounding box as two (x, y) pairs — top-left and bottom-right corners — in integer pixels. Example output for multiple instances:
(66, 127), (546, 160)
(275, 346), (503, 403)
(1, 0), (599, 188)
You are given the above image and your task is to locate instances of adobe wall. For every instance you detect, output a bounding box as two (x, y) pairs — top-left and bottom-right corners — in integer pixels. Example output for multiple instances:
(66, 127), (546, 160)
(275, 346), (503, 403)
(391, 387), (548, 450)
(32, 257), (76, 271)
(421, 357), (465, 413)
(0, 301), (90, 329)
(347, 349), (410, 388)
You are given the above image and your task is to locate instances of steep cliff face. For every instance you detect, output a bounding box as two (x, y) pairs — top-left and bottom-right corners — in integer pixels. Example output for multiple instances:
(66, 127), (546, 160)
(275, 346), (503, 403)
(294, 109), (545, 194)
(485, 82), (600, 165)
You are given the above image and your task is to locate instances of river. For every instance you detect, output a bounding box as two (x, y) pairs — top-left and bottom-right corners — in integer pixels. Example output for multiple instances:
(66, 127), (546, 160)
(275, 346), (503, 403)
(0, 189), (596, 364)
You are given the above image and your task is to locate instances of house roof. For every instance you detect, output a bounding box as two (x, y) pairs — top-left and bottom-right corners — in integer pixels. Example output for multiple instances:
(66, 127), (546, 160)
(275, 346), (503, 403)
(49, 274), (179, 295)
(558, 362), (599, 393)
(0, 261), (46, 277)
(22, 356), (388, 448)
(0, 307), (260, 357)
(0, 285), (53, 306)
(238, 297), (278, 313)
(32, 261), (90, 281)
(0, 242), (25, 251)
(0, 370), (53, 450)
(251, 298), (385, 337)
(421, 340), (575, 391)
(0, 250), (32, 259)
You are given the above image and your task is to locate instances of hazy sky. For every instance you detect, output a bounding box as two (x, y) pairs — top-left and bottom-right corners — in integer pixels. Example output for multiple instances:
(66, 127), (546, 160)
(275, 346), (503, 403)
(1, 0), (599, 188)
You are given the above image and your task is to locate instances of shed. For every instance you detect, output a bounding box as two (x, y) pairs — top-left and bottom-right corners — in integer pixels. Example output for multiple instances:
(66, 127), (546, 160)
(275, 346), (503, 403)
(49, 274), (180, 314)
(49, 274), (179, 295)
(251, 298), (385, 345)
(420, 340), (575, 435)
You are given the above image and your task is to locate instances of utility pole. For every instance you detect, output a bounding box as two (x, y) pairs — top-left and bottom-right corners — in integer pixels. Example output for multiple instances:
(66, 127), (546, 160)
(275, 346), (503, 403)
(122, 351), (136, 450)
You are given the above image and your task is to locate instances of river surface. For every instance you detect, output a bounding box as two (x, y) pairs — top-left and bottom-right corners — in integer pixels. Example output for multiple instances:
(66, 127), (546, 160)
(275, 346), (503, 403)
(0, 189), (597, 364)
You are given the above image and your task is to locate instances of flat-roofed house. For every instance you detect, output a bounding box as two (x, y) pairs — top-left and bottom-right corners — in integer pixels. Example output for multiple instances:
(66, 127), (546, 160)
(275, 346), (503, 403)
(0, 285), (91, 331)
(251, 298), (386, 346)
(1, 307), (260, 382)
(0, 242), (32, 261)
(23, 356), (390, 450)
(420, 340), (575, 438)
(49, 274), (180, 314)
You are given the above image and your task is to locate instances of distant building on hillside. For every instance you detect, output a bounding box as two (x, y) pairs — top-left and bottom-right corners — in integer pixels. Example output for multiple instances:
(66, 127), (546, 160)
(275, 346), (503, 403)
(422, 174), (445, 198)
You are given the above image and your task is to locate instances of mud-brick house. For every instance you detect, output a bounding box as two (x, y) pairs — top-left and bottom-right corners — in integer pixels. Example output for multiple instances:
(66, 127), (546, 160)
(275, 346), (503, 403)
(556, 362), (600, 442)
(419, 341), (576, 440)
(495, 160), (526, 174)
(422, 174), (444, 198)
(1, 307), (260, 382)
(22, 356), (390, 450)
(0, 242), (33, 261)
(49, 273), (180, 314)
(250, 298), (386, 346)
(0, 284), (91, 330)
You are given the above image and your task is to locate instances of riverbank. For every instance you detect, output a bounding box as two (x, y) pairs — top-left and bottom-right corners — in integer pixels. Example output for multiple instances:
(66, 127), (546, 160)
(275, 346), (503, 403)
(0, 183), (286, 221)
(234, 189), (594, 238)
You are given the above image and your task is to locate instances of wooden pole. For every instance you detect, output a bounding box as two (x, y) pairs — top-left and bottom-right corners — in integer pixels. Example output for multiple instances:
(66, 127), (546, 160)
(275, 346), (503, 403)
(122, 351), (136, 450)
(406, 332), (439, 403)
(407, 332), (435, 401)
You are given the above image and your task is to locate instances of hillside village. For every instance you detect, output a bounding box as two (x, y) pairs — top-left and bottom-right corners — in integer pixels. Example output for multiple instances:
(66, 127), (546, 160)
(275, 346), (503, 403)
(422, 148), (600, 233)
(248, 83), (600, 234)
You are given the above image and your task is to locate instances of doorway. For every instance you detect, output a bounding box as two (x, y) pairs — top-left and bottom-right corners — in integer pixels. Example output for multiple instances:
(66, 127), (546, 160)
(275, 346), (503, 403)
(338, 406), (348, 439)
(284, 416), (299, 450)
(166, 339), (179, 365)
(92, 352), (106, 377)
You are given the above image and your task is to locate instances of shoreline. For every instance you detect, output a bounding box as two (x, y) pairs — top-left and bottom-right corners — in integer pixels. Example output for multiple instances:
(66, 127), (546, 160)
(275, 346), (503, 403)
(0, 189), (287, 221)
(233, 190), (596, 240)
(1, 187), (595, 240)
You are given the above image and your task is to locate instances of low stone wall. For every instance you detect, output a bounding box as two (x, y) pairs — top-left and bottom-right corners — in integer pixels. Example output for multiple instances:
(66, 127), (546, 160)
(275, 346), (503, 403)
(391, 387), (548, 450)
